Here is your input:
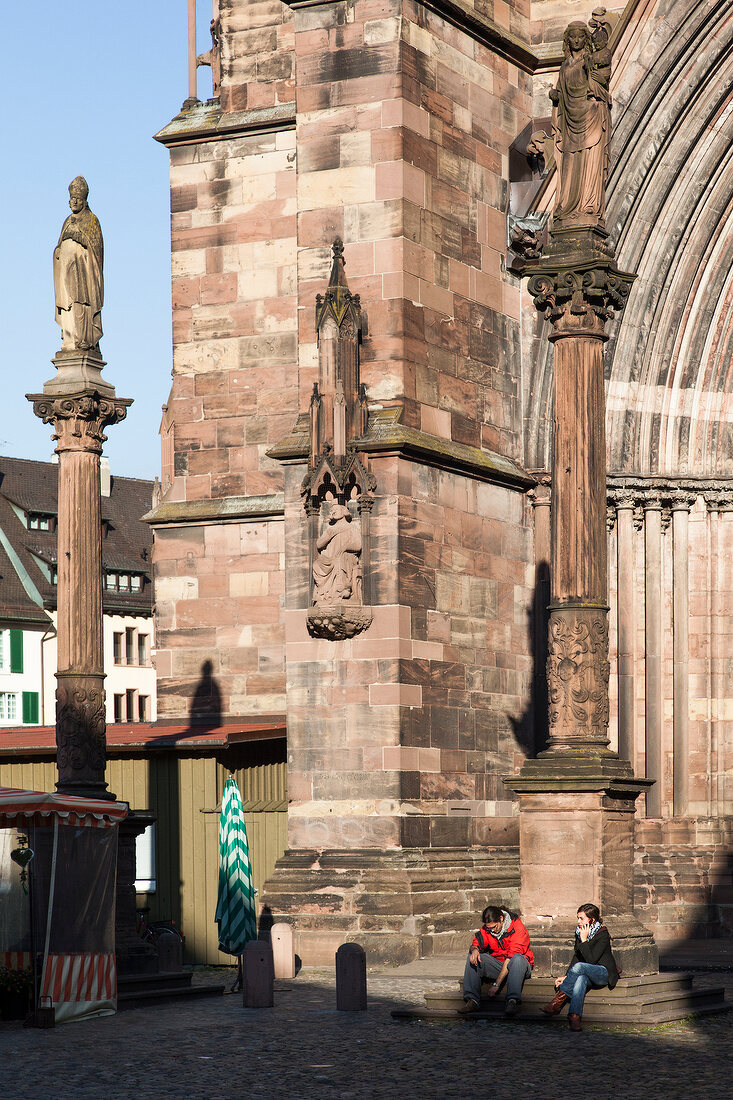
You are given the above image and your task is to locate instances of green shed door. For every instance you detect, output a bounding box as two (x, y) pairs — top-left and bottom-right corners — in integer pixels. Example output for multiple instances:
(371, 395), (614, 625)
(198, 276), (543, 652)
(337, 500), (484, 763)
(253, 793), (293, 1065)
(22, 691), (39, 724)
(9, 630), (23, 674)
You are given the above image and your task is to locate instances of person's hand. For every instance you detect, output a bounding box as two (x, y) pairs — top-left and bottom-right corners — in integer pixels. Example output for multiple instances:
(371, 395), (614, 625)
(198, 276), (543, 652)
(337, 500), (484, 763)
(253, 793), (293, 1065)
(486, 983), (499, 998)
(579, 924), (589, 942)
(577, 911), (591, 942)
(554, 976), (563, 989)
(469, 948), (480, 966)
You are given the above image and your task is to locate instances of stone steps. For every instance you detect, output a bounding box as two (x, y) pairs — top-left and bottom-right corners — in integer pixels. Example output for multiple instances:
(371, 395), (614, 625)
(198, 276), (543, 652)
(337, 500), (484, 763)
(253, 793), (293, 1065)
(392, 973), (730, 1025)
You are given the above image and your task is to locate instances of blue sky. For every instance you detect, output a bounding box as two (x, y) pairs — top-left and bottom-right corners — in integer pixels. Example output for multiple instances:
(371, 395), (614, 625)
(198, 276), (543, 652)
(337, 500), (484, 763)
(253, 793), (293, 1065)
(1, 2), (216, 481)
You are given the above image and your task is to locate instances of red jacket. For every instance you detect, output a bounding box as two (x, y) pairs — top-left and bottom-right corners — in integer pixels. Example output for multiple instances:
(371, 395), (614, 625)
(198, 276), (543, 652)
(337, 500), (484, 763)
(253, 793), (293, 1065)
(471, 917), (534, 968)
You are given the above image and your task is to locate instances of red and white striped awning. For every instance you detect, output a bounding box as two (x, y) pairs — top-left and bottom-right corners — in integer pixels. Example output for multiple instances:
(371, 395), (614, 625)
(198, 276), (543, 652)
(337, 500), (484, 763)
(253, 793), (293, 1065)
(0, 787), (128, 828)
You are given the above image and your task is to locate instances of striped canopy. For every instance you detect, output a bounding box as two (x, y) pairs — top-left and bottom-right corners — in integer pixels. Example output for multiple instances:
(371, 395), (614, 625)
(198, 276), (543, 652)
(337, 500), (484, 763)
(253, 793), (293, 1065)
(0, 787), (128, 828)
(215, 776), (257, 956)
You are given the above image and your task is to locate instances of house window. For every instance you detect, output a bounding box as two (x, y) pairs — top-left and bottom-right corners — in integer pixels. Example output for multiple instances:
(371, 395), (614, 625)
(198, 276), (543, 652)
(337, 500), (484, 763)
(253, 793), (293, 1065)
(28, 514), (53, 531)
(126, 689), (136, 722)
(22, 692), (39, 725)
(105, 571), (143, 592)
(125, 628), (135, 665)
(113, 694), (124, 723)
(135, 824), (156, 892)
(0, 630), (23, 674)
(138, 695), (149, 722)
(113, 632), (123, 665)
(137, 634), (149, 666)
(0, 693), (18, 722)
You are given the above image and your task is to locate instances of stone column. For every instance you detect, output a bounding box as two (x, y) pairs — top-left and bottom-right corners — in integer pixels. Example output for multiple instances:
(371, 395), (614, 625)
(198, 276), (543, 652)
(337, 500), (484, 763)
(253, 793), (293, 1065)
(643, 494), (664, 817)
(506, 35), (655, 967)
(28, 353), (131, 800)
(671, 492), (693, 817)
(614, 492), (636, 765)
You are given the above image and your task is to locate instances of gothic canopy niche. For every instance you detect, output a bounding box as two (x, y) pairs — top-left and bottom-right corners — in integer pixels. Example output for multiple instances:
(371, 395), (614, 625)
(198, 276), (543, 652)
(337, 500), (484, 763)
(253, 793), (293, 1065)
(524, 0), (733, 478)
(302, 239), (375, 641)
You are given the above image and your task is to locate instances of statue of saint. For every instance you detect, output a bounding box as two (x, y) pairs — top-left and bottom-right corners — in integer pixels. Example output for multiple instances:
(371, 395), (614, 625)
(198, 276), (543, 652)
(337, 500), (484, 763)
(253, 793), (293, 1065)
(53, 176), (104, 352)
(313, 504), (363, 605)
(550, 21), (612, 230)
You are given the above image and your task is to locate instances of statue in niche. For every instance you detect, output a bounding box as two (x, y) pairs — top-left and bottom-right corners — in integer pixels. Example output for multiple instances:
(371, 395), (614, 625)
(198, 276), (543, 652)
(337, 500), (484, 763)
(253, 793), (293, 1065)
(53, 176), (104, 352)
(550, 19), (611, 229)
(313, 504), (363, 605)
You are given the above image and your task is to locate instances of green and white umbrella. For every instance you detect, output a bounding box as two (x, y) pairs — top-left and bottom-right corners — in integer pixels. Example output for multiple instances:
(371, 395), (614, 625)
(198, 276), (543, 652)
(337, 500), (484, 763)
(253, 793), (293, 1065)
(215, 776), (258, 956)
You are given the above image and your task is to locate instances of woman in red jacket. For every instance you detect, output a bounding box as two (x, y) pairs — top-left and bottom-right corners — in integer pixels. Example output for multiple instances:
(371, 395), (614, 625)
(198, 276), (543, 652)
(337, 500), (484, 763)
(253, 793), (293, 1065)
(459, 905), (534, 1017)
(542, 902), (620, 1030)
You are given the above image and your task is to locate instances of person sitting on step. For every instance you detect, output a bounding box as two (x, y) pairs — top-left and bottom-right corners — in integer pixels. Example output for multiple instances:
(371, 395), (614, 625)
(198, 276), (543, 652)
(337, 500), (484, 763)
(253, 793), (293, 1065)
(542, 902), (620, 1031)
(459, 904), (534, 1017)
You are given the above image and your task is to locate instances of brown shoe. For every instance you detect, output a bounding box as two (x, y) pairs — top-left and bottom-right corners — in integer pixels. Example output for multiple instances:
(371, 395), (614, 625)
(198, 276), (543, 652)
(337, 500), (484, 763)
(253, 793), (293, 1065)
(541, 991), (569, 1015)
(457, 999), (479, 1015)
(568, 1013), (582, 1031)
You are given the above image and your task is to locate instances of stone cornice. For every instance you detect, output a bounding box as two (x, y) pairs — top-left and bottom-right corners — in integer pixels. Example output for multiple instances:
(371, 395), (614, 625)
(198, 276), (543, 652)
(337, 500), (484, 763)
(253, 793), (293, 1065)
(268, 407), (534, 490)
(608, 475), (733, 493)
(154, 101), (296, 148)
(142, 493), (285, 527)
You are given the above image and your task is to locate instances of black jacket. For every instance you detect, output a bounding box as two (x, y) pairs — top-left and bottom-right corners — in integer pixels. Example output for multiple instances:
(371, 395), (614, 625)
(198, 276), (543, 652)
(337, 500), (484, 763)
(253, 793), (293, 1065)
(570, 926), (619, 989)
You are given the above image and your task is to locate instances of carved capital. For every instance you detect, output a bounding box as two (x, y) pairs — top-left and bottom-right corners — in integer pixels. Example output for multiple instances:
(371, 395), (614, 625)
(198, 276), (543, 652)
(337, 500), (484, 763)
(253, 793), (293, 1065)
(526, 260), (634, 337)
(546, 606), (610, 748)
(31, 392), (131, 454)
(55, 671), (110, 798)
(669, 490), (697, 513)
(609, 489), (635, 511)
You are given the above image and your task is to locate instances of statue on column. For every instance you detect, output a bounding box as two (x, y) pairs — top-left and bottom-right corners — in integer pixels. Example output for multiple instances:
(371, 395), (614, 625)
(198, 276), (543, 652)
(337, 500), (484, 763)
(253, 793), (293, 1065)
(550, 18), (612, 230)
(53, 176), (104, 352)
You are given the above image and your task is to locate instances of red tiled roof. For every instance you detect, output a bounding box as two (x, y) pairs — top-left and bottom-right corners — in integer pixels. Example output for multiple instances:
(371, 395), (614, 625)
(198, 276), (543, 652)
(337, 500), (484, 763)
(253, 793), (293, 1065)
(0, 720), (286, 756)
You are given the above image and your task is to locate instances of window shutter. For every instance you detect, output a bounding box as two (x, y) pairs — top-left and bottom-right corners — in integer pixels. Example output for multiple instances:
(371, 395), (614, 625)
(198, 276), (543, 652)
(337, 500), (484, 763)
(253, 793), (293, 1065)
(22, 691), (39, 724)
(10, 630), (23, 674)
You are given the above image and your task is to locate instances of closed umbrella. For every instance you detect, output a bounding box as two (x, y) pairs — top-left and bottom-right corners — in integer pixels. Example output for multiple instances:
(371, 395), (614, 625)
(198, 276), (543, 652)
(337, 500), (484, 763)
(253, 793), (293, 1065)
(215, 777), (257, 972)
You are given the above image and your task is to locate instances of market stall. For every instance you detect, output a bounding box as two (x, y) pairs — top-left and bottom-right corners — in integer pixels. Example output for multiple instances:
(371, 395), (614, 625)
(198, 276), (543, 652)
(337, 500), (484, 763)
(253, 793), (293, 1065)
(0, 787), (127, 1024)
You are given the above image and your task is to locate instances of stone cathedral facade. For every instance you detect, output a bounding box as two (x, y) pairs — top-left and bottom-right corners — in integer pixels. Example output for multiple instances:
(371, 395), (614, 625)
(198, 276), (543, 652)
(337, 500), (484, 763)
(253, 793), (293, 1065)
(147, 0), (733, 961)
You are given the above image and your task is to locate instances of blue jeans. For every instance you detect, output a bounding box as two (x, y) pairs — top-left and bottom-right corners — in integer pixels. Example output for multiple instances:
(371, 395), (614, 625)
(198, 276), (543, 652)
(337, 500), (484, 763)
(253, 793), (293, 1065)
(463, 952), (531, 1006)
(559, 962), (608, 1017)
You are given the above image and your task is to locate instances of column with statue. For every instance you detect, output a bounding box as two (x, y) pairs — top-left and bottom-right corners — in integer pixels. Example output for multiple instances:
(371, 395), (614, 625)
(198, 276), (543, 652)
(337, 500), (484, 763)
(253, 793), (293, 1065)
(505, 20), (657, 976)
(27, 178), (158, 974)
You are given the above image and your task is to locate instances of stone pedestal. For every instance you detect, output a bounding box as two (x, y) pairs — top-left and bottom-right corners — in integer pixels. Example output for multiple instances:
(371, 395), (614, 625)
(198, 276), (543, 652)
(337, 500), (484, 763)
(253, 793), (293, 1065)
(505, 779), (657, 975)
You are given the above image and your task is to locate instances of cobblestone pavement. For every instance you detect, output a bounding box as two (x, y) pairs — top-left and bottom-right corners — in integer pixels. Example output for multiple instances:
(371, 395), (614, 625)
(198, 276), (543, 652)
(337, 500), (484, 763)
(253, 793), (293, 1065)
(2, 968), (731, 1100)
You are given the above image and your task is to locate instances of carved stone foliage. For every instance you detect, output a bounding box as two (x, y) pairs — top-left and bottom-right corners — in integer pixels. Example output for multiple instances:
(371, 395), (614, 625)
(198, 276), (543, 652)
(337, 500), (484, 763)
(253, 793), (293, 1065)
(526, 258), (634, 334)
(546, 608), (610, 746)
(55, 673), (108, 793)
(31, 392), (129, 453)
(303, 240), (375, 641)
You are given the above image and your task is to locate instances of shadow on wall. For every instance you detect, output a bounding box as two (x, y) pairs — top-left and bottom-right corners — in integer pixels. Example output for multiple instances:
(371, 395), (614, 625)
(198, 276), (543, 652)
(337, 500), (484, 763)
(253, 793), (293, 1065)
(509, 559), (550, 759)
(189, 658), (223, 730)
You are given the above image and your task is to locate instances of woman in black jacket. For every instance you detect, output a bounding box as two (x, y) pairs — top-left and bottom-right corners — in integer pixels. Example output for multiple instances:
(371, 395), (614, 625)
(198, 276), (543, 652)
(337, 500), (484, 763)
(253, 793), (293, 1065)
(542, 903), (619, 1031)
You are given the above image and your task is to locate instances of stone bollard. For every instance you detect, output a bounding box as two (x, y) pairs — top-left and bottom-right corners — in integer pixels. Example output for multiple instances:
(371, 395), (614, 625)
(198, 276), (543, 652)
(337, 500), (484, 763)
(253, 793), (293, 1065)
(271, 922), (296, 979)
(336, 942), (367, 1011)
(243, 940), (274, 1008)
(157, 931), (183, 972)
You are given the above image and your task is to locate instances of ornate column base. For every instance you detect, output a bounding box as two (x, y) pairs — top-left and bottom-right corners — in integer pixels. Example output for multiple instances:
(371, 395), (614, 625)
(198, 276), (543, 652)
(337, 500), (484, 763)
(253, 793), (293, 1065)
(55, 671), (114, 801)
